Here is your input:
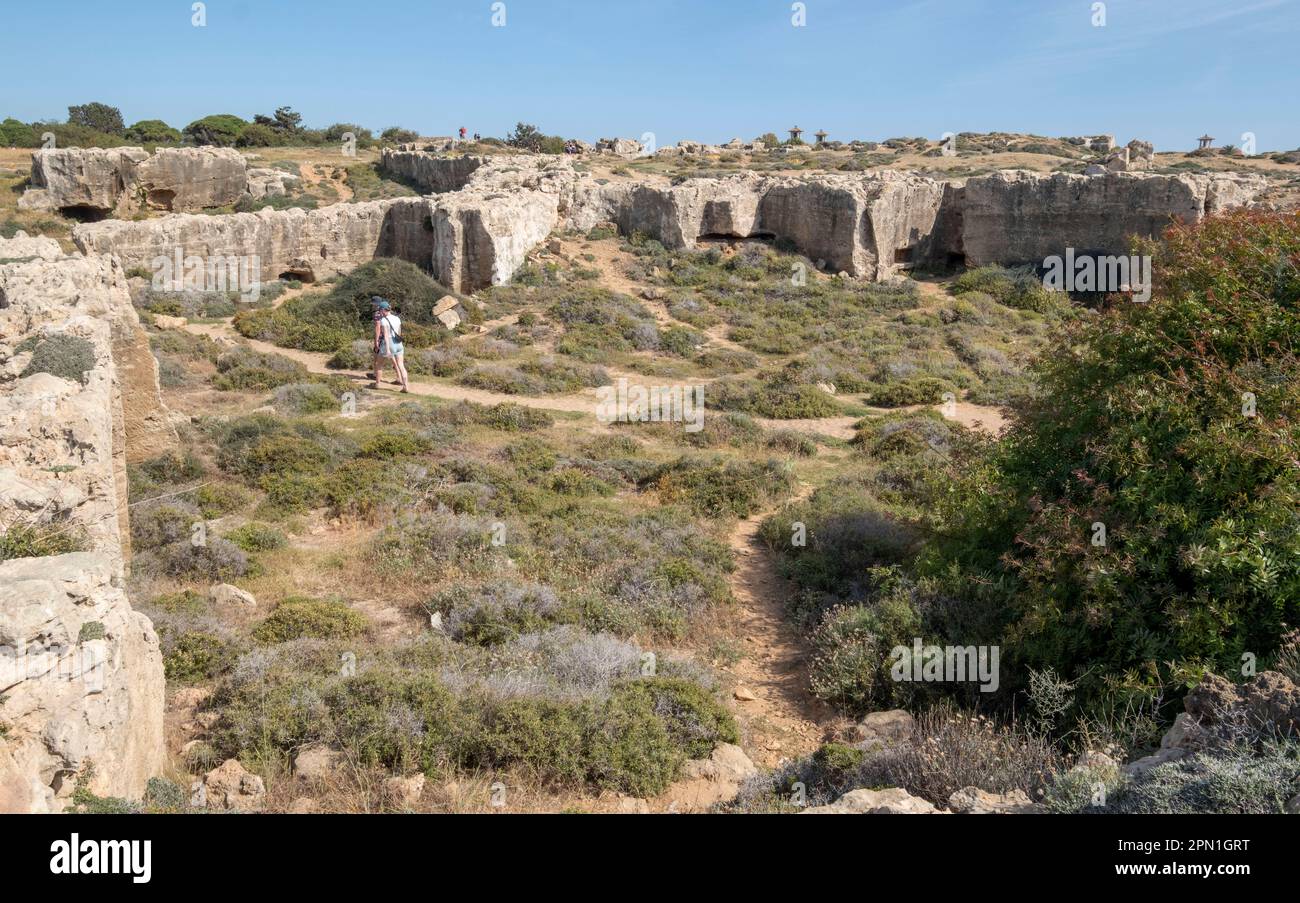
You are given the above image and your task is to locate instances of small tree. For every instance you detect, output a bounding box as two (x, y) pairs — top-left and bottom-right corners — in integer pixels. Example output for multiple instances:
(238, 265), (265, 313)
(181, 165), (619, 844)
(125, 119), (182, 144)
(757, 132), (780, 148)
(67, 102), (125, 135)
(381, 126), (419, 144)
(235, 123), (278, 147)
(506, 122), (545, 152)
(183, 114), (248, 147)
(0, 118), (39, 147)
(273, 106), (303, 133)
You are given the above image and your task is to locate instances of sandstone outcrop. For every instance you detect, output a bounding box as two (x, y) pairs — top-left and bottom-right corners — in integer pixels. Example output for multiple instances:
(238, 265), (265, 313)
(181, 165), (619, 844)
(0, 235), (169, 812)
(802, 787), (941, 814)
(73, 151), (1268, 296)
(958, 170), (1265, 266)
(19, 147), (148, 215)
(20, 147), (258, 215)
(379, 149), (485, 193)
(132, 147), (248, 211)
(948, 786), (1044, 814)
(245, 167), (301, 201)
(74, 197), (433, 285)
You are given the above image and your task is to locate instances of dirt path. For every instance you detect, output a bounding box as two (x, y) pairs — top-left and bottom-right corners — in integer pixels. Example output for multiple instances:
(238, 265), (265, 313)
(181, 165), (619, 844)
(716, 489), (828, 769)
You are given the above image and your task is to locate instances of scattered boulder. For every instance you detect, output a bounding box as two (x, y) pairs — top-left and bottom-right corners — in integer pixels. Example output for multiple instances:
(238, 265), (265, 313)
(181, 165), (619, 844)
(293, 744), (344, 781)
(850, 709), (915, 749)
(245, 167), (300, 201)
(195, 759), (266, 812)
(211, 582), (256, 608)
(151, 315), (187, 330)
(803, 787), (941, 814)
(595, 137), (644, 158)
(383, 773), (426, 809)
(659, 743), (757, 811)
(948, 786), (1044, 814)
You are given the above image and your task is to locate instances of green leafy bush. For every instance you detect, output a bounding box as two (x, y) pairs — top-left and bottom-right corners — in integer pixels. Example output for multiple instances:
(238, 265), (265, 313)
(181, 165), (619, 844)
(224, 522), (288, 553)
(19, 334), (96, 385)
(644, 455), (794, 518)
(926, 210), (1300, 707)
(252, 597), (369, 644)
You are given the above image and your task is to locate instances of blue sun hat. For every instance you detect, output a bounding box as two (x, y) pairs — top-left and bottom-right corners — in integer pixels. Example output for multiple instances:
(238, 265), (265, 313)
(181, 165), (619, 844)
(372, 296), (391, 310)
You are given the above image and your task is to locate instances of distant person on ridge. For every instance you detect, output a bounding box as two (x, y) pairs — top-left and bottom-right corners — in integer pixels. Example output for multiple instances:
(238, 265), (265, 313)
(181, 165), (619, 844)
(371, 297), (410, 393)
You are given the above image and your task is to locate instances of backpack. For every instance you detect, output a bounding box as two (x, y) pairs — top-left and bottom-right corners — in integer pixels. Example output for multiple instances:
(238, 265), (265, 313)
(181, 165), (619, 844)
(380, 314), (402, 344)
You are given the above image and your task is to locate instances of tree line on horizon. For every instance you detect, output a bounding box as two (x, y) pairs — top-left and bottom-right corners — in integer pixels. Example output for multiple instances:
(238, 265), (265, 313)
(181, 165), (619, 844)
(0, 101), (422, 151)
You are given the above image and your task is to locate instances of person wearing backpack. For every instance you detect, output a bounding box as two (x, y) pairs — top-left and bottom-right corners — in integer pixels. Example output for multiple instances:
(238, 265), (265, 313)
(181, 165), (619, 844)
(371, 297), (410, 393)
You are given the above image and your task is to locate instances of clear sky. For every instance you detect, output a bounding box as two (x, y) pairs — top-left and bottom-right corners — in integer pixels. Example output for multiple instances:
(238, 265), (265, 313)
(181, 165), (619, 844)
(3, 0), (1297, 151)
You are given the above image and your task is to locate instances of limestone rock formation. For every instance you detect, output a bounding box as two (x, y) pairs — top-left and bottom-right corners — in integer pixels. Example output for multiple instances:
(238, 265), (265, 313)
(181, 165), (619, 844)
(958, 170), (1265, 266)
(0, 238), (170, 812)
(245, 167), (301, 201)
(19, 146), (252, 215)
(132, 148), (248, 211)
(73, 151), (1268, 296)
(803, 787), (941, 814)
(379, 149), (485, 193)
(74, 197), (433, 285)
(948, 786), (1044, 814)
(18, 147), (148, 215)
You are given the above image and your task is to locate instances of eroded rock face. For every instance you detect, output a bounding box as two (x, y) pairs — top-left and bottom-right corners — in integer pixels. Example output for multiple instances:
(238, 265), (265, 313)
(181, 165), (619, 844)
(0, 239), (169, 812)
(246, 167), (301, 201)
(132, 148), (248, 211)
(74, 197), (434, 285)
(379, 149), (485, 193)
(958, 170), (1266, 266)
(20, 147), (252, 215)
(72, 152), (1268, 296)
(568, 169), (950, 280)
(18, 148), (148, 215)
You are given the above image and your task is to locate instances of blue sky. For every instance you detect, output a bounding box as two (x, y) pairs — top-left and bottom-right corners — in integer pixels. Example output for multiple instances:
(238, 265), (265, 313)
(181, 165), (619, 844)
(3, 0), (1297, 151)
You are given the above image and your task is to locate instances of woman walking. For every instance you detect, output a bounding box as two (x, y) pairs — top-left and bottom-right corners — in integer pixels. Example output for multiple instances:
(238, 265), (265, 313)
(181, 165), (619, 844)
(371, 297), (410, 393)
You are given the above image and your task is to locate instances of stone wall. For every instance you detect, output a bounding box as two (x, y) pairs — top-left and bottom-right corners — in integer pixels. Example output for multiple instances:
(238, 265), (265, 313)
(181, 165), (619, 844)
(0, 234), (169, 812)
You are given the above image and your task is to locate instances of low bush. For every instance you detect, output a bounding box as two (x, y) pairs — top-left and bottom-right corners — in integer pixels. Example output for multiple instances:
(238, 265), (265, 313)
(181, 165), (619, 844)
(224, 522), (288, 553)
(644, 455), (794, 518)
(19, 333), (96, 385)
(252, 597), (369, 644)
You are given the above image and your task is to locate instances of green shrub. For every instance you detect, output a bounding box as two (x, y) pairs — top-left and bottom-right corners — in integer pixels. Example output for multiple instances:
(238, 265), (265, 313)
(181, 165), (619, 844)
(165, 632), (232, 682)
(213, 346), (310, 391)
(224, 522), (288, 553)
(0, 521), (86, 561)
(194, 482), (256, 518)
(252, 597), (369, 644)
(926, 210), (1300, 710)
(272, 382), (338, 414)
(868, 376), (954, 407)
(644, 455), (794, 518)
(19, 334), (96, 385)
